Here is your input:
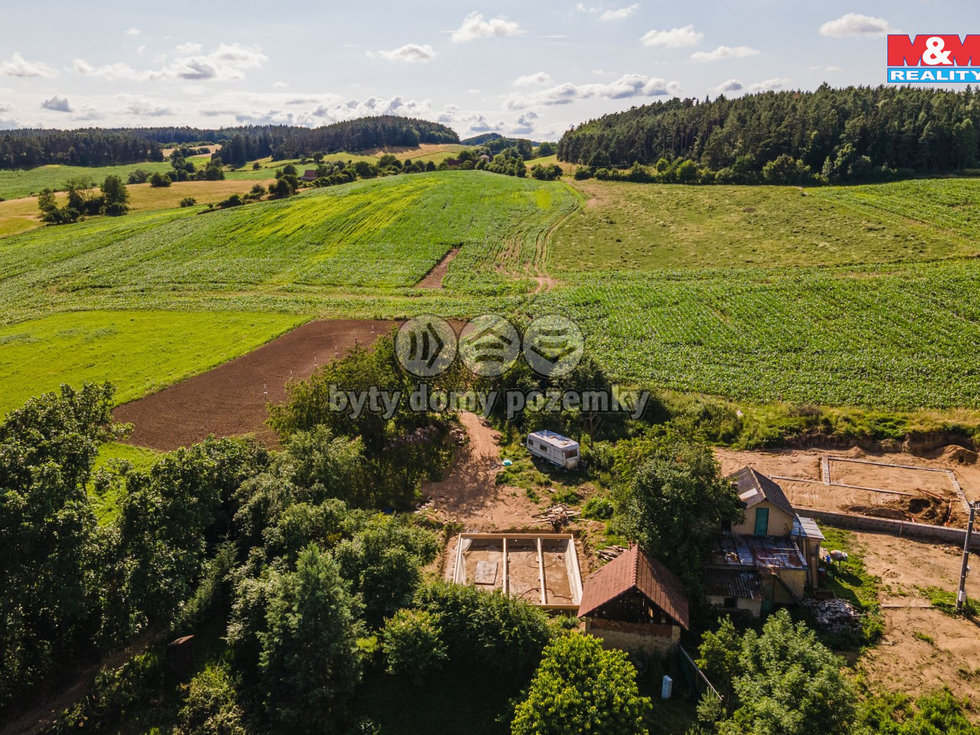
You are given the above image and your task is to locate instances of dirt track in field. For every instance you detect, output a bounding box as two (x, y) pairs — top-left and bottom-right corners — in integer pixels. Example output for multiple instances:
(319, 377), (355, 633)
(416, 247), (459, 288)
(114, 319), (393, 450)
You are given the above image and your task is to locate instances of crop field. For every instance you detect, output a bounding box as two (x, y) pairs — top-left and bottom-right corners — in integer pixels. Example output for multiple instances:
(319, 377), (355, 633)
(0, 161), (174, 200)
(533, 258), (980, 409)
(0, 310), (304, 416)
(553, 179), (980, 272)
(0, 172), (577, 322)
(3, 165), (980, 415)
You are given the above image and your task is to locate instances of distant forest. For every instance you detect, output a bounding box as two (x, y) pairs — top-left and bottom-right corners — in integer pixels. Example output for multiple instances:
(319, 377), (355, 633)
(558, 85), (980, 182)
(0, 116), (459, 169)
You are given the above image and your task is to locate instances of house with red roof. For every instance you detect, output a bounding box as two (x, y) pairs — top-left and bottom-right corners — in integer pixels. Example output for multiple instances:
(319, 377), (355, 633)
(577, 544), (689, 655)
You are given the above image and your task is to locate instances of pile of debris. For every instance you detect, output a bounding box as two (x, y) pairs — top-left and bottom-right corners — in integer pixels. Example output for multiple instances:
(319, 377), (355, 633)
(534, 505), (580, 531)
(597, 545), (627, 562)
(806, 597), (862, 633)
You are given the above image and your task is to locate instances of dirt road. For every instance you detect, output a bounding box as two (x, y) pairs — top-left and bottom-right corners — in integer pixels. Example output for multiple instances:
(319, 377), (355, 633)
(421, 412), (541, 530)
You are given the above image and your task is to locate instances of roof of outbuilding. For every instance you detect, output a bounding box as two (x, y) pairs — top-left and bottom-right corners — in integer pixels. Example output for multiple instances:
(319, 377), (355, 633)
(729, 466), (796, 517)
(577, 545), (689, 629)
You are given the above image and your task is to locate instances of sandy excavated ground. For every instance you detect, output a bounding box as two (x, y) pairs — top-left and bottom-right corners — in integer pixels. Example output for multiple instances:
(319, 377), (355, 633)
(421, 412), (542, 531)
(853, 531), (980, 712)
(716, 446), (980, 526)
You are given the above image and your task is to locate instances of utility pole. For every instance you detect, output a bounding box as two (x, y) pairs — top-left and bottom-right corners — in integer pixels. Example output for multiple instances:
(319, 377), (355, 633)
(956, 501), (978, 614)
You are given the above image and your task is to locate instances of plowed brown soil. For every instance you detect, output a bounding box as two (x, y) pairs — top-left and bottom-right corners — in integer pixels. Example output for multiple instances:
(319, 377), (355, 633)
(114, 319), (393, 450)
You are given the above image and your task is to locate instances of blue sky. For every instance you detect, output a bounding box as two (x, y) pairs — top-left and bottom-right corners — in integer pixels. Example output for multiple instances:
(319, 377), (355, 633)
(0, 1), (972, 139)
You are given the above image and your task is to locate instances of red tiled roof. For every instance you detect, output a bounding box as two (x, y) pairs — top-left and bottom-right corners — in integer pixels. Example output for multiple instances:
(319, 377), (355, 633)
(578, 545), (690, 629)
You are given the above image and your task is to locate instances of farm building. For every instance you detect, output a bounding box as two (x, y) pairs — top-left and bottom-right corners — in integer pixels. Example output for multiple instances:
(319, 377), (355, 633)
(301, 169), (318, 182)
(704, 468), (825, 617)
(451, 533), (583, 611)
(730, 466), (798, 537)
(578, 545), (689, 655)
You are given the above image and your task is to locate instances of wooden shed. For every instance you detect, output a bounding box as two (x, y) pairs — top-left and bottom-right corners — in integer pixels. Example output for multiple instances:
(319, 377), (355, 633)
(578, 545), (689, 655)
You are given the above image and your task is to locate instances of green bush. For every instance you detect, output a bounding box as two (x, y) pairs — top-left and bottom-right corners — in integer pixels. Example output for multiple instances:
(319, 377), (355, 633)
(512, 633), (651, 735)
(414, 582), (551, 678)
(179, 197), (197, 207)
(382, 609), (447, 681)
(173, 663), (248, 735)
(582, 496), (614, 520)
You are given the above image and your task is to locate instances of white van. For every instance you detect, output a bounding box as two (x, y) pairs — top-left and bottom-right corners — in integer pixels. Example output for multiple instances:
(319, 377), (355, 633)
(526, 430), (580, 469)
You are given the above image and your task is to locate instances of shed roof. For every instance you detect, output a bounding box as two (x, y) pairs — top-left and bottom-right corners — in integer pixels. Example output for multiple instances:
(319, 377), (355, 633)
(793, 516), (825, 541)
(729, 466), (796, 517)
(703, 569), (763, 601)
(577, 545), (689, 629)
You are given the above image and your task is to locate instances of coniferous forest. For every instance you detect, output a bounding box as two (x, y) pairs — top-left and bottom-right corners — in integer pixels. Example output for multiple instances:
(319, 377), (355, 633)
(558, 85), (980, 182)
(0, 116), (458, 169)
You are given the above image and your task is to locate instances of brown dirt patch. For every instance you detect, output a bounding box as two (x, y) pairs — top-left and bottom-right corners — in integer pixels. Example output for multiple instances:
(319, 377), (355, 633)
(114, 319), (393, 451)
(421, 412), (543, 531)
(852, 531), (980, 713)
(715, 447), (978, 526)
(416, 247), (459, 288)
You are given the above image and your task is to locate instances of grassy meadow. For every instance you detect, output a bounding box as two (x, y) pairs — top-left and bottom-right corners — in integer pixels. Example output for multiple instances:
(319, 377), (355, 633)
(0, 161), (174, 200)
(553, 178), (980, 271)
(0, 310), (305, 415)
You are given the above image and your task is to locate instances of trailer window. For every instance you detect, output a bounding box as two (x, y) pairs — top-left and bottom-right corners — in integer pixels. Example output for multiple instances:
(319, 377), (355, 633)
(563, 448), (578, 459)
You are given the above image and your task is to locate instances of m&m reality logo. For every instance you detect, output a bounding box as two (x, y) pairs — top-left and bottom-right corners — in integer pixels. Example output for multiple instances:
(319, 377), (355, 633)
(887, 35), (980, 83)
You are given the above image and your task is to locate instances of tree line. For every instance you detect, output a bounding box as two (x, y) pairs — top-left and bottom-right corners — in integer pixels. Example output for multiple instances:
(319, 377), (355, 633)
(0, 129), (164, 169)
(558, 85), (980, 183)
(0, 116), (459, 170)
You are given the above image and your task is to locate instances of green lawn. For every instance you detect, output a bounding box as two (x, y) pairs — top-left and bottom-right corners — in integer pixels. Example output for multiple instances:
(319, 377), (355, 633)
(0, 162), (174, 200)
(0, 310), (305, 416)
(553, 179), (980, 272)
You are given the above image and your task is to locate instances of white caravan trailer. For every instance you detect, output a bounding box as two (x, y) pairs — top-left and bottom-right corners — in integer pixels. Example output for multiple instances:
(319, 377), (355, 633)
(526, 430), (580, 469)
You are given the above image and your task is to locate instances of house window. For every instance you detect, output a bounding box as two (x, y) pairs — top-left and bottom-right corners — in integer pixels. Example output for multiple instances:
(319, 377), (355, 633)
(723, 597), (737, 609)
(754, 507), (769, 535)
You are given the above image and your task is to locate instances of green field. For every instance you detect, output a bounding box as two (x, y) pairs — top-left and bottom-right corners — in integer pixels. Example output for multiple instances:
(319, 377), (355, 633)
(0, 310), (304, 415)
(2, 168), (980, 416)
(553, 179), (980, 272)
(0, 162), (174, 200)
(0, 172), (578, 324)
(536, 260), (980, 409)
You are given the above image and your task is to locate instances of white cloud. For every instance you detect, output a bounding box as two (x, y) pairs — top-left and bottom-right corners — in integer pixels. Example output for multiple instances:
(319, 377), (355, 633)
(174, 42), (203, 53)
(373, 43), (437, 63)
(125, 27), (141, 36)
(809, 64), (842, 72)
(273, 81), (289, 88)
(819, 13), (894, 39)
(74, 42), (268, 82)
(450, 12), (522, 43)
(691, 45), (760, 62)
(513, 72), (552, 87)
(641, 24), (702, 48)
(713, 79), (743, 94)
(41, 96), (72, 112)
(0, 52), (58, 78)
(117, 95), (173, 117)
(506, 73), (680, 109)
(600, 4), (639, 22)
(748, 77), (790, 92)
